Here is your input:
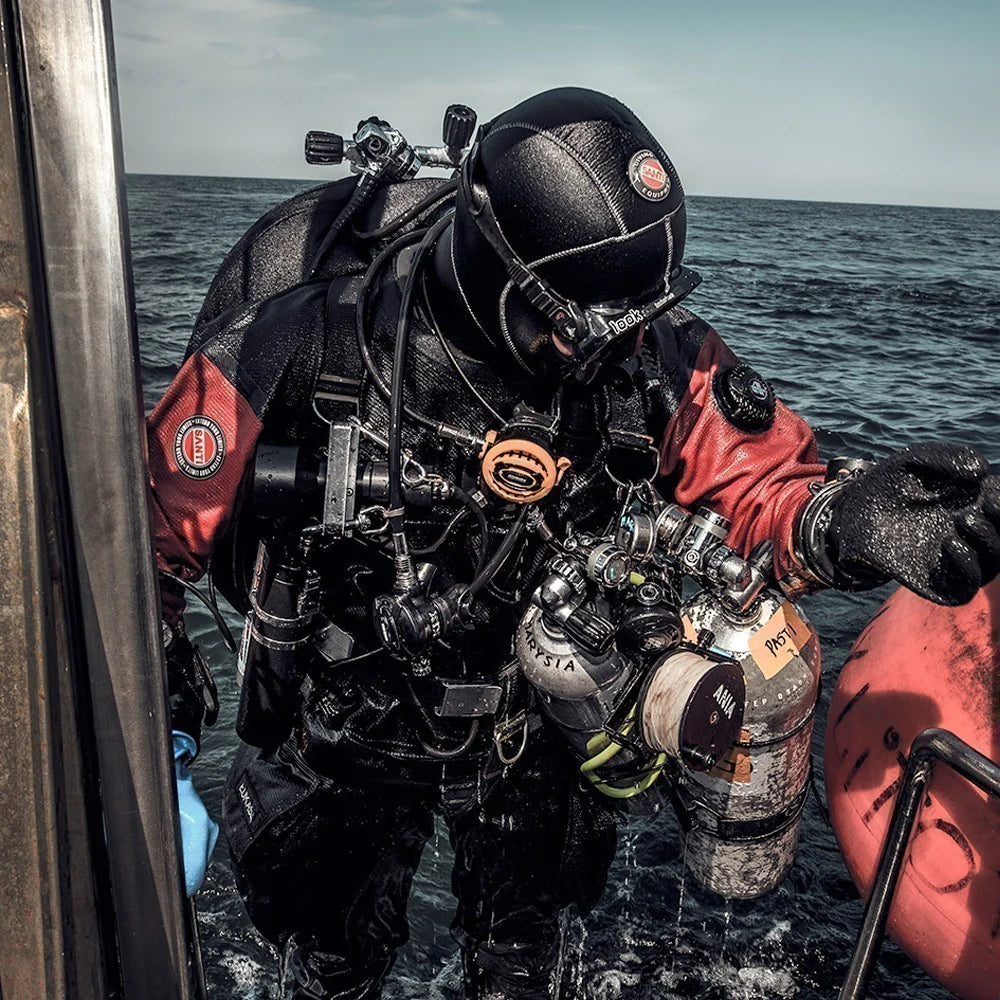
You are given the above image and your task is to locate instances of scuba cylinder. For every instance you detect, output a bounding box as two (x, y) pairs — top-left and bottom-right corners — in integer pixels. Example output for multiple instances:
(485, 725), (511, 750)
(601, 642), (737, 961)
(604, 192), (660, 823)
(518, 495), (820, 897)
(619, 499), (821, 896)
(236, 534), (323, 752)
(677, 574), (821, 898)
(515, 531), (747, 800)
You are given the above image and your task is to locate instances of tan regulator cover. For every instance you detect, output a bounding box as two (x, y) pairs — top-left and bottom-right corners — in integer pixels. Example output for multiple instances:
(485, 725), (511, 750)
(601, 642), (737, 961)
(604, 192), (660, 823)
(479, 431), (571, 504)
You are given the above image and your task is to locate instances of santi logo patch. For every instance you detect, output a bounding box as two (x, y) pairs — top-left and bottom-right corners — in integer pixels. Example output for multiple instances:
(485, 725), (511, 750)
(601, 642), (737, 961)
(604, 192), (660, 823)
(174, 415), (226, 479)
(628, 149), (670, 201)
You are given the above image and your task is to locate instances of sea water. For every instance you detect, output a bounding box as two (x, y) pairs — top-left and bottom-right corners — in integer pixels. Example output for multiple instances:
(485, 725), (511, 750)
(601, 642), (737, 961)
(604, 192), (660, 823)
(127, 174), (999, 999)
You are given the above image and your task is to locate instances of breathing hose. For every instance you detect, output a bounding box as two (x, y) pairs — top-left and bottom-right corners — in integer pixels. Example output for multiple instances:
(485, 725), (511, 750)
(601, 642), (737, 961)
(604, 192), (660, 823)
(308, 166), (390, 279)
(352, 178), (457, 241)
(580, 704), (669, 799)
(387, 214), (455, 593)
(355, 219), (485, 448)
(158, 568), (237, 653)
(355, 227), (440, 433)
(468, 506), (529, 597)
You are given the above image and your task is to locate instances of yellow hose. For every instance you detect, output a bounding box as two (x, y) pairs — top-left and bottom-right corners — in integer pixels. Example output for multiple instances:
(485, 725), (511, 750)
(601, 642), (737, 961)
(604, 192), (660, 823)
(580, 708), (636, 774)
(579, 706), (669, 798)
(585, 753), (668, 799)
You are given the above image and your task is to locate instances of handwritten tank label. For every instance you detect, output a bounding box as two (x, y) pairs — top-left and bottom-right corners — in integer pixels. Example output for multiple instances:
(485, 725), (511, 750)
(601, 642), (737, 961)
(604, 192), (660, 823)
(749, 603), (809, 679)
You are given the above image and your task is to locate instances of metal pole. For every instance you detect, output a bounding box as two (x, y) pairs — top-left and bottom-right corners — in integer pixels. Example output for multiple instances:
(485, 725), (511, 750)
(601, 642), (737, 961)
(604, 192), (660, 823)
(0, 7), (112, 990)
(837, 755), (935, 1000)
(839, 728), (1000, 1000)
(3, 0), (204, 996)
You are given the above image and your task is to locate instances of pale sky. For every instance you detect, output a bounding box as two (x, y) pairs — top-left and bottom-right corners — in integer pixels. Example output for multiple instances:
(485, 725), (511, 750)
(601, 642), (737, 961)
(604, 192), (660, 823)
(111, 0), (1000, 209)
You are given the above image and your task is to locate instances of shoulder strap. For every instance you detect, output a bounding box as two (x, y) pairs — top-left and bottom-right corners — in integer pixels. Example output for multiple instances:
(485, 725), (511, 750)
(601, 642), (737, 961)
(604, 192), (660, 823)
(311, 275), (368, 426)
(602, 356), (662, 485)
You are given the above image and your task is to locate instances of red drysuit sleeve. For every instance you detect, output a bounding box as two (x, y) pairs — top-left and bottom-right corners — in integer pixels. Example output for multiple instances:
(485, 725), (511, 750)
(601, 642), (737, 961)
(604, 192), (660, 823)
(146, 352), (263, 625)
(658, 328), (826, 578)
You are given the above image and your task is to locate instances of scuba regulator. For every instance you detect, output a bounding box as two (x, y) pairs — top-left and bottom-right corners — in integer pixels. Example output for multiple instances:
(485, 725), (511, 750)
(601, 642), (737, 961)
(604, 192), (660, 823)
(304, 104), (477, 279)
(514, 490), (822, 899)
(478, 403), (571, 505)
(515, 506), (752, 802)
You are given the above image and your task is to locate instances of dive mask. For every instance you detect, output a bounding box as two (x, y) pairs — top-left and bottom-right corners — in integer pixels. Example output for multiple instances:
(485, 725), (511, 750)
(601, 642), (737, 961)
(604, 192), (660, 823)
(460, 145), (700, 382)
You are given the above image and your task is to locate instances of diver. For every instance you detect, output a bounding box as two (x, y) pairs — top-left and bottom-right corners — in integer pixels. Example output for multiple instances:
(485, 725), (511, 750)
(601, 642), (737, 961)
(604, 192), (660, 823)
(146, 88), (1000, 999)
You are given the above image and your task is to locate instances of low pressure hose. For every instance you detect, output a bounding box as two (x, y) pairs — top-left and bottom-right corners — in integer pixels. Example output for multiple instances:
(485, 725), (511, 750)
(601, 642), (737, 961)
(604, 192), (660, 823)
(354, 221), (488, 449)
(308, 165), (391, 279)
(468, 506), (530, 597)
(352, 178), (458, 241)
(355, 227), (443, 434)
(387, 213), (454, 593)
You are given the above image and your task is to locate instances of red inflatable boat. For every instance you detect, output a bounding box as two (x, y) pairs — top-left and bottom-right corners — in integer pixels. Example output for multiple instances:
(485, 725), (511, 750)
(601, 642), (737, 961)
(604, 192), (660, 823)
(825, 580), (1000, 1000)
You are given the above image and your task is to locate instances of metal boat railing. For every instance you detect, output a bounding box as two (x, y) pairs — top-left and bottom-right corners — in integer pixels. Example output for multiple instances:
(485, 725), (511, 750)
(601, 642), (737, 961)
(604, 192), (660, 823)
(839, 727), (1000, 1000)
(0, 0), (205, 996)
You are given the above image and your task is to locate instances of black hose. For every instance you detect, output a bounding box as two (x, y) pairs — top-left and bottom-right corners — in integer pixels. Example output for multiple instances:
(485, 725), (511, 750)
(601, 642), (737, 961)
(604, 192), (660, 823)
(411, 508), (468, 558)
(308, 164), (403, 279)
(453, 485), (490, 576)
(387, 214), (455, 578)
(158, 569), (238, 653)
(410, 485), (489, 576)
(352, 178), (457, 241)
(354, 227), (445, 434)
(468, 506), (529, 597)
(403, 672), (481, 759)
(420, 270), (504, 425)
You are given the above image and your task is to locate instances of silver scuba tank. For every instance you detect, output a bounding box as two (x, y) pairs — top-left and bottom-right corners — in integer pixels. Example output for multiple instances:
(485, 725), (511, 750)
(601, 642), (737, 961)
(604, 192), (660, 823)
(517, 605), (744, 763)
(515, 501), (817, 893)
(516, 601), (636, 758)
(515, 546), (746, 799)
(615, 501), (822, 896)
(677, 585), (821, 898)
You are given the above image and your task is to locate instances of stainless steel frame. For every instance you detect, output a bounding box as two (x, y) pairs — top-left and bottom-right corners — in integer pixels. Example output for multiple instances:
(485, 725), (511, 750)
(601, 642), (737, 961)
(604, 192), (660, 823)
(839, 727), (1000, 1000)
(0, 0), (202, 996)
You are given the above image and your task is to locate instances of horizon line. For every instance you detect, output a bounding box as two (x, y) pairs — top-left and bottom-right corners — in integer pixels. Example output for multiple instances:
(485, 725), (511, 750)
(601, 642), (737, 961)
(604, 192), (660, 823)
(123, 170), (1000, 214)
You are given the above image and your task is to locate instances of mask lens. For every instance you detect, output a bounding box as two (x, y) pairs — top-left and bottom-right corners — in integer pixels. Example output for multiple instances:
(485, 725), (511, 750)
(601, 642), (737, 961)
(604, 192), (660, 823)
(550, 330), (577, 358)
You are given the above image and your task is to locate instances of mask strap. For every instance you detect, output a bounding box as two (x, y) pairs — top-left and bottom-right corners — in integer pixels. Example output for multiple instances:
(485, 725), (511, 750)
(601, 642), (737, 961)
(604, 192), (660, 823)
(460, 145), (583, 342)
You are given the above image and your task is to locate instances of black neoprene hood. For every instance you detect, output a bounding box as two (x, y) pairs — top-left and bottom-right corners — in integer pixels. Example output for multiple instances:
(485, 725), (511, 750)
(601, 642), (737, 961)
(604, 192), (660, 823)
(439, 87), (688, 373)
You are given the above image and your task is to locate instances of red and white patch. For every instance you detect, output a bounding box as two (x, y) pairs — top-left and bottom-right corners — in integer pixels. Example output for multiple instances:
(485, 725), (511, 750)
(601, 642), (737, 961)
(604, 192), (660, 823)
(628, 149), (670, 202)
(174, 415), (226, 479)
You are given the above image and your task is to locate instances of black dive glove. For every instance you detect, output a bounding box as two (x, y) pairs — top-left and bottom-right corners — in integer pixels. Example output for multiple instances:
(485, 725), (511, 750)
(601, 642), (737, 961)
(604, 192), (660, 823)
(828, 443), (1000, 606)
(163, 622), (219, 747)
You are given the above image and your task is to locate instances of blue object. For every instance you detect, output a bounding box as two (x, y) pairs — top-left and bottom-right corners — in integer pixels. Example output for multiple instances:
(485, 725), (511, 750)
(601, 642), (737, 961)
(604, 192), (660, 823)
(172, 731), (219, 897)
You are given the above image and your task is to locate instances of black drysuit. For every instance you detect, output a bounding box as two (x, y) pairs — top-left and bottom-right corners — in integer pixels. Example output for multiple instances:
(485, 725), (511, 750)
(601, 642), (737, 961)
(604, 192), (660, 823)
(147, 177), (825, 998)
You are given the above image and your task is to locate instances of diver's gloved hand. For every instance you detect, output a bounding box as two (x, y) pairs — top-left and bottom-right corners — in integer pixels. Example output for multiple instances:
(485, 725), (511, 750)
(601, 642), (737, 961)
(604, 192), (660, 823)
(173, 731), (219, 897)
(829, 443), (1000, 606)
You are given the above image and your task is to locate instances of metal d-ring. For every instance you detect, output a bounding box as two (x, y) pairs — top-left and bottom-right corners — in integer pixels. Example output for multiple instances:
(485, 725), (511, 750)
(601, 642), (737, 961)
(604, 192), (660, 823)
(355, 505), (389, 536)
(494, 713), (529, 765)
